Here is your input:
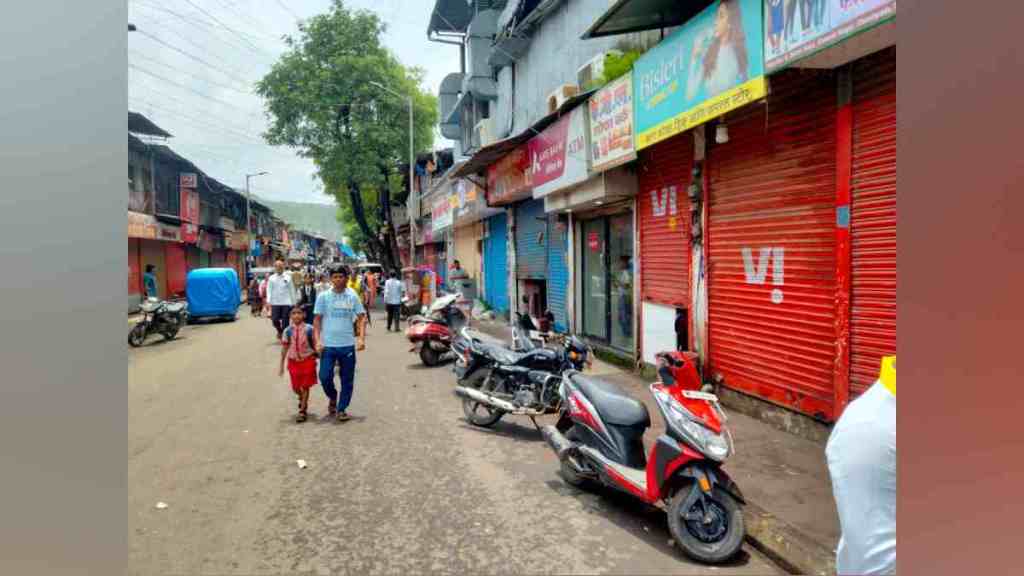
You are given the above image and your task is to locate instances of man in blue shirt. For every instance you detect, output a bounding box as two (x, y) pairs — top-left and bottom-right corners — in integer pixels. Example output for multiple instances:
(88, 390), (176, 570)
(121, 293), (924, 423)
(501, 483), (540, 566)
(143, 264), (158, 299)
(314, 265), (366, 421)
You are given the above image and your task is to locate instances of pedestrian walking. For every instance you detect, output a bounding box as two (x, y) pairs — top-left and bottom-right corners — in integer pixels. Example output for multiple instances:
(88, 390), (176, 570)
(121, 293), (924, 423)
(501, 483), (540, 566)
(248, 276), (263, 317)
(383, 271), (404, 332)
(267, 260), (295, 340)
(143, 264), (158, 299)
(826, 356), (896, 575)
(279, 306), (318, 423)
(315, 273), (330, 295)
(314, 265), (367, 421)
(297, 274), (317, 324)
(365, 271), (379, 311)
(260, 275), (270, 316)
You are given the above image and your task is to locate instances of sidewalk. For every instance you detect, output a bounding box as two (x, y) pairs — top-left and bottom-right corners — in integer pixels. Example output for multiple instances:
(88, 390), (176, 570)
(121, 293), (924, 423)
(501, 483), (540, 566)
(472, 318), (839, 575)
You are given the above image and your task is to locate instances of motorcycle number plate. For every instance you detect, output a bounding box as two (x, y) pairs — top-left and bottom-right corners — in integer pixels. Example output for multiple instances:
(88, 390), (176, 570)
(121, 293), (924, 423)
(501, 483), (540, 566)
(682, 390), (719, 402)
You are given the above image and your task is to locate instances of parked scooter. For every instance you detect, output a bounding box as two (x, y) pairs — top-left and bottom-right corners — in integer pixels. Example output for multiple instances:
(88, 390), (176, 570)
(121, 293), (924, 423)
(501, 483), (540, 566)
(541, 350), (745, 564)
(129, 297), (188, 347)
(405, 293), (467, 366)
(452, 329), (591, 428)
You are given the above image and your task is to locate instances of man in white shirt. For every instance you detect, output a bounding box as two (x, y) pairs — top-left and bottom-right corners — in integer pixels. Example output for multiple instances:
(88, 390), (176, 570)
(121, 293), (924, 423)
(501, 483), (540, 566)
(383, 271), (405, 332)
(266, 259), (295, 339)
(826, 356), (896, 575)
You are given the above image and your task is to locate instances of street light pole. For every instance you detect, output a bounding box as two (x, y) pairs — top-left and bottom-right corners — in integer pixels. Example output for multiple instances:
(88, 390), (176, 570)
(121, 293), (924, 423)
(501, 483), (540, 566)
(369, 81), (415, 272)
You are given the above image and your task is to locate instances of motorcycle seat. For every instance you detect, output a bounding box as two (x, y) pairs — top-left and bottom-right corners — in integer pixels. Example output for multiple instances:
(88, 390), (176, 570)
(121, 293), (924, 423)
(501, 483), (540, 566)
(480, 342), (523, 365)
(165, 302), (187, 313)
(569, 373), (650, 427)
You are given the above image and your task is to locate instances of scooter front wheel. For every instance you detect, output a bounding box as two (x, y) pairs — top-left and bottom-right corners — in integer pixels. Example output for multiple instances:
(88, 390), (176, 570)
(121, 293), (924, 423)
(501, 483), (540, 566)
(667, 484), (745, 564)
(128, 324), (146, 348)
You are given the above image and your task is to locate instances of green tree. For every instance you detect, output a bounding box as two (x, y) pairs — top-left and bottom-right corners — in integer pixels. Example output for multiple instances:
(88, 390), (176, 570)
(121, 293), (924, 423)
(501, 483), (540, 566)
(256, 0), (437, 269)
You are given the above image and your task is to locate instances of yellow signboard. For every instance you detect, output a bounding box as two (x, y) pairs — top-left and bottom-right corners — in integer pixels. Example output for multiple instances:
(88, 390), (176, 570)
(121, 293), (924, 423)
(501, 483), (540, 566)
(637, 76), (766, 150)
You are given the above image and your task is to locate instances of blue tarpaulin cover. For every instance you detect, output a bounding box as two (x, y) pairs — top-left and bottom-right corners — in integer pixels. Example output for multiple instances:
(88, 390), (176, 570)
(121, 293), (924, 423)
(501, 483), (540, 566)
(186, 268), (241, 317)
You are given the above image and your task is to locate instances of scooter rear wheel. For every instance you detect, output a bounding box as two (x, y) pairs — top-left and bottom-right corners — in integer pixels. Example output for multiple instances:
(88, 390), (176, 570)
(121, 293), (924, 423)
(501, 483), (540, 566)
(558, 427), (589, 487)
(667, 484), (745, 564)
(419, 344), (441, 367)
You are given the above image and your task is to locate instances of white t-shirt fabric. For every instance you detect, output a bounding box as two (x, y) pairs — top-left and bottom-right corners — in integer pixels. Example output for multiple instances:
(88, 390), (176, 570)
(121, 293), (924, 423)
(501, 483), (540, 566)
(266, 272), (295, 306)
(825, 381), (897, 575)
(383, 278), (404, 305)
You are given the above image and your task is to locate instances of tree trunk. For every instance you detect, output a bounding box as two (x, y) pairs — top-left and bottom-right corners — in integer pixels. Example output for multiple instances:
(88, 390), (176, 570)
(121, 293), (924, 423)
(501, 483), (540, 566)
(347, 180), (387, 266)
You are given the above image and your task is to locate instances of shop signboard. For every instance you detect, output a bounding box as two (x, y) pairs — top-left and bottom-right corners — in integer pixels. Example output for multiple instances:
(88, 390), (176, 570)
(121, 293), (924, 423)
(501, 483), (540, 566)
(589, 72), (636, 172)
(633, 0), (766, 150)
(764, 0), (895, 72)
(486, 145), (531, 205)
(158, 222), (181, 242)
(453, 179), (501, 227)
(432, 192), (454, 233)
(128, 211), (158, 239)
(179, 188), (200, 244)
(528, 106), (589, 198)
(218, 216), (236, 232)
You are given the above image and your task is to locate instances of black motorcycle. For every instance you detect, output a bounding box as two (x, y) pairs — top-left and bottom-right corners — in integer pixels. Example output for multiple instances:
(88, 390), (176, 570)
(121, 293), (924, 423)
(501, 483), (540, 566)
(452, 328), (591, 428)
(128, 297), (188, 347)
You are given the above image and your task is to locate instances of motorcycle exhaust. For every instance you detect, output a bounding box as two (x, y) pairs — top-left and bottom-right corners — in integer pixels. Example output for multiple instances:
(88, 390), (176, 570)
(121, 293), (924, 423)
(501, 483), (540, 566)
(453, 386), (518, 413)
(541, 425), (573, 460)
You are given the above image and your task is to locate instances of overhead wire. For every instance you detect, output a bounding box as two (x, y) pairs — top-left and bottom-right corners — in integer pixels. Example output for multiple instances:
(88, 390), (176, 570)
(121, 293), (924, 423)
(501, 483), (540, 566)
(129, 64), (247, 109)
(132, 28), (257, 86)
(130, 2), (279, 63)
(129, 50), (252, 95)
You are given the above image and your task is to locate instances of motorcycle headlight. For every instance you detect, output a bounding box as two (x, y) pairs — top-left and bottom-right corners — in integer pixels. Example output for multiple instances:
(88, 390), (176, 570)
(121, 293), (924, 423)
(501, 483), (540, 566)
(653, 389), (731, 462)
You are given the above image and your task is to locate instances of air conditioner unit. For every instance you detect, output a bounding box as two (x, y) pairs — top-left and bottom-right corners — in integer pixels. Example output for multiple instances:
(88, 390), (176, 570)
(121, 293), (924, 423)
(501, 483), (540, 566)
(473, 117), (495, 148)
(577, 50), (623, 88)
(547, 84), (579, 114)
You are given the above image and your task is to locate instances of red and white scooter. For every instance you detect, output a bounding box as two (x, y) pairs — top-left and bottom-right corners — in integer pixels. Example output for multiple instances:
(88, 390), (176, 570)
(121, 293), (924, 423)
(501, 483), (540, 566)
(541, 350), (745, 564)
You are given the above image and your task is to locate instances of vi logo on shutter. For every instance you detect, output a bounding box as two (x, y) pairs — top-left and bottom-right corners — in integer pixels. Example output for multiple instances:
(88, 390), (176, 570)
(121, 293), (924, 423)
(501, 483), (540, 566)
(742, 247), (785, 304)
(650, 187), (681, 230)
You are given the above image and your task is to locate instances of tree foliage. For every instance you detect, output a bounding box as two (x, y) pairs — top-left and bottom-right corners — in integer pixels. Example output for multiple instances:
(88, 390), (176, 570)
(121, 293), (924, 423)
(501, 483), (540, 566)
(256, 0), (437, 264)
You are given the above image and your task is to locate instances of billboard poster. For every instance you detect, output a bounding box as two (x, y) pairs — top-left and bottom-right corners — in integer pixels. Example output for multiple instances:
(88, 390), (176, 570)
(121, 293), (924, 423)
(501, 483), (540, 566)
(589, 71), (636, 173)
(486, 145), (531, 205)
(432, 193), (454, 233)
(764, 0), (896, 71)
(633, 0), (766, 150)
(528, 105), (589, 198)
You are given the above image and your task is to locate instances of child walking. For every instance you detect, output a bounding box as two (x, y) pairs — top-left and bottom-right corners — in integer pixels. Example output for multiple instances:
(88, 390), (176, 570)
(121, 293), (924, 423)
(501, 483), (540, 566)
(279, 306), (318, 422)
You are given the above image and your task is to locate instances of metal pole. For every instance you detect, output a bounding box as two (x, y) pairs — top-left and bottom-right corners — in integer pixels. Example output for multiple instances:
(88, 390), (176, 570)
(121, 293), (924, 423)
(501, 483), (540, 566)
(408, 96), (415, 273)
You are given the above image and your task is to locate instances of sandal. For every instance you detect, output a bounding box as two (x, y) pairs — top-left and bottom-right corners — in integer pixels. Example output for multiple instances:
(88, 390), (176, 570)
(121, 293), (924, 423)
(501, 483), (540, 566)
(336, 411), (351, 422)
(296, 412), (307, 423)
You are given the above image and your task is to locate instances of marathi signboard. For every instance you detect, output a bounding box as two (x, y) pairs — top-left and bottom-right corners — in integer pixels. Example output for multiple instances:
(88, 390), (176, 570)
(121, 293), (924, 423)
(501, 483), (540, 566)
(589, 72), (636, 172)
(452, 179), (501, 227)
(157, 222), (181, 242)
(529, 106), (589, 198)
(179, 187), (200, 244)
(764, 0), (895, 71)
(128, 211), (158, 240)
(432, 192), (454, 233)
(633, 0), (766, 150)
(486, 145), (531, 205)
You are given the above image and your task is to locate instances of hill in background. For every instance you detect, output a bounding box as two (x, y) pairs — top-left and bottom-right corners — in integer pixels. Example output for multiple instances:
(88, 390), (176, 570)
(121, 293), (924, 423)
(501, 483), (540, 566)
(255, 197), (344, 243)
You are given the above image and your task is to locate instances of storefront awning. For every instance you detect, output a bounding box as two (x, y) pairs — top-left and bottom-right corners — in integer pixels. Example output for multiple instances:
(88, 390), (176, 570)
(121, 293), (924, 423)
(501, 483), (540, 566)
(450, 89), (595, 179)
(581, 0), (713, 39)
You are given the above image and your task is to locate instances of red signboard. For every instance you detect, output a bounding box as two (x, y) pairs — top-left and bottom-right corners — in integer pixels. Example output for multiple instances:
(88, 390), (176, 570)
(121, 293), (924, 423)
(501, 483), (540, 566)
(180, 187), (200, 243)
(527, 114), (571, 188)
(486, 145), (531, 205)
(588, 231), (600, 251)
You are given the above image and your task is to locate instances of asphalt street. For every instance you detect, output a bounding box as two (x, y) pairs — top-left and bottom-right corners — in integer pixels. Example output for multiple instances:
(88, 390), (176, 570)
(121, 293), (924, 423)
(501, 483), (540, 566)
(129, 309), (782, 575)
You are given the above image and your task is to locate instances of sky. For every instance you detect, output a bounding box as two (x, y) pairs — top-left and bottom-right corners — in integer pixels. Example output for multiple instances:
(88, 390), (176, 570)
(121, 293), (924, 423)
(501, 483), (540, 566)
(128, 0), (457, 205)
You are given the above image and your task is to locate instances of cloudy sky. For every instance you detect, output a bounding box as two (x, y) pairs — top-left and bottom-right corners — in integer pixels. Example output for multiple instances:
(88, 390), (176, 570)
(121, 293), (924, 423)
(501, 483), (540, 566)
(128, 0), (457, 204)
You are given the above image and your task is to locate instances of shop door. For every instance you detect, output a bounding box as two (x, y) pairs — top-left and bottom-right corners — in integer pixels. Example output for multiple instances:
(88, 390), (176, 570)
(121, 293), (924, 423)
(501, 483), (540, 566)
(514, 199), (547, 279)
(547, 215), (570, 332)
(707, 70), (838, 421)
(849, 47), (896, 396)
(129, 239), (142, 296)
(580, 213), (634, 350)
(164, 243), (188, 297)
(483, 213), (509, 313)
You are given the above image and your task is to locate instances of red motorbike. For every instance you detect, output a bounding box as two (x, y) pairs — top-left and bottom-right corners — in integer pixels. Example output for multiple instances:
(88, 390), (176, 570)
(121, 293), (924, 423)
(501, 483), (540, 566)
(405, 293), (467, 366)
(541, 350), (745, 564)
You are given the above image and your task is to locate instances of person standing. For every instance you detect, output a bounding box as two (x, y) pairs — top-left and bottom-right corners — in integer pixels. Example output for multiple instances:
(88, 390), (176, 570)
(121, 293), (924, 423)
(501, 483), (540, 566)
(248, 276), (263, 317)
(383, 271), (404, 332)
(279, 306), (318, 423)
(826, 356), (897, 575)
(267, 260), (295, 340)
(314, 265), (366, 421)
(143, 264), (158, 299)
(365, 271), (379, 311)
(297, 274), (318, 325)
(315, 273), (330, 295)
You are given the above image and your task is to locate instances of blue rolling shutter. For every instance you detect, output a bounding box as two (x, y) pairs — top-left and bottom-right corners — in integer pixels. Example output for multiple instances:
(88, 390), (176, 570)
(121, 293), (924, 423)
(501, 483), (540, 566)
(483, 212), (509, 313)
(547, 215), (569, 332)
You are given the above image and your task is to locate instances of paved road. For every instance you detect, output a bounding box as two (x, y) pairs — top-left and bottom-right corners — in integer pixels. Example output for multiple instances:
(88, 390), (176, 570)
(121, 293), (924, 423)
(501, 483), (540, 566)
(129, 311), (782, 575)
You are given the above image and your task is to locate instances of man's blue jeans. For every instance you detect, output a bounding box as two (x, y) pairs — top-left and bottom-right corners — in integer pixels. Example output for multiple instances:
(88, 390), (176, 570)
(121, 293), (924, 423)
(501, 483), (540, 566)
(319, 346), (356, 412)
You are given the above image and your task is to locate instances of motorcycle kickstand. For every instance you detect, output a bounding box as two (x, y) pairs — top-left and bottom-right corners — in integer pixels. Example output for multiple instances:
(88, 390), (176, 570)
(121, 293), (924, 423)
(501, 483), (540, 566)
(529, 416), (540, 431)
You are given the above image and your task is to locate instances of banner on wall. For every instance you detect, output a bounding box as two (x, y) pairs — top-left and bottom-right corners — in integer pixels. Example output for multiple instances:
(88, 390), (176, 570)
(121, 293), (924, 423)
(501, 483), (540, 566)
(528, 105), (589, 198)
(432, 193), (454, 233)
(589, 71), (636, 172)
(633, 0), (765, 150)
(180, 187), (200, 244)
(486, 145), (531, 205)
(764, 0), (895, 72)
(128, 211), (158, 239)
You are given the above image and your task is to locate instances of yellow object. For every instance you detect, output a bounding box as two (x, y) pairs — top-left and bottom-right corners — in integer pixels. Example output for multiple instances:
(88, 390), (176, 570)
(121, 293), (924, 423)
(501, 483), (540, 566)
(879, 356), (896, 396)
(698, 476), (711, 493)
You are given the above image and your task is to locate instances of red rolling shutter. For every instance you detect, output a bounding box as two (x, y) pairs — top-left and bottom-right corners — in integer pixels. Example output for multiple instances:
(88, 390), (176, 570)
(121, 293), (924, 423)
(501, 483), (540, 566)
(849, 47), (896, 396)
(638, 134), (694, 307)
(706, 70), (839, 420)
(165, 243), (188, 297)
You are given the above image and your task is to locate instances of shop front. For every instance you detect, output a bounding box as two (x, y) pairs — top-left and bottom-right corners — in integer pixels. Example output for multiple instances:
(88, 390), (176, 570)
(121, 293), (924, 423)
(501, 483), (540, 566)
(485, 143), (534, 323)
(482, 212), (510, 314)
(128, 211), (159, 310)
(450, 177), (500, 302)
